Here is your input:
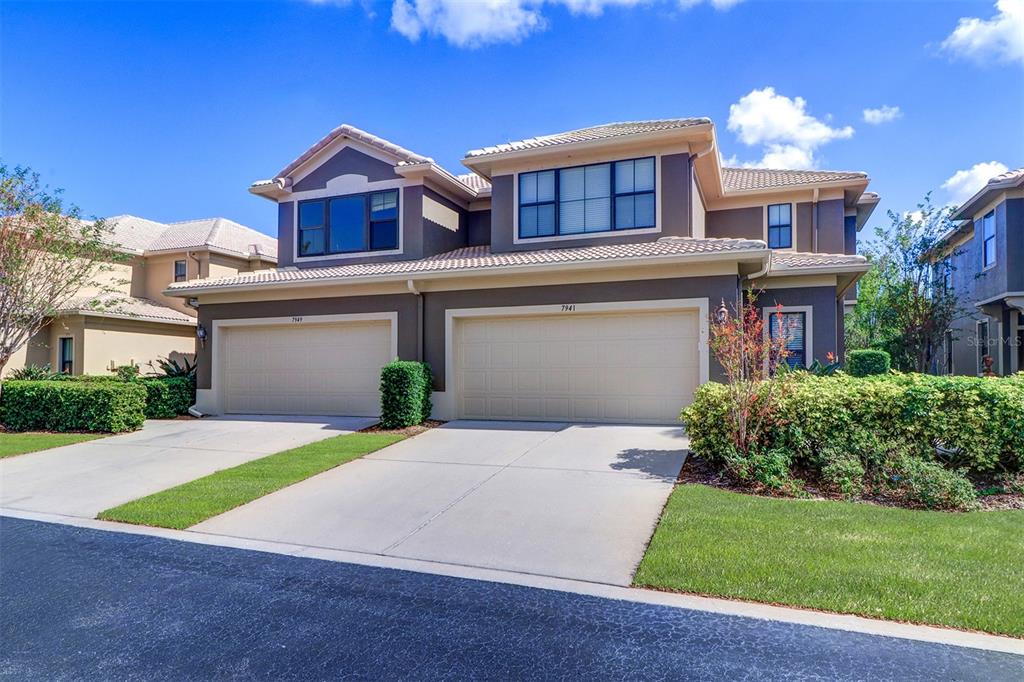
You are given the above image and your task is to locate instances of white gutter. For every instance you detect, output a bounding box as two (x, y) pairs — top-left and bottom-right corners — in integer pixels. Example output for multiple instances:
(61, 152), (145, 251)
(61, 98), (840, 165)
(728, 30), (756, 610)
(406, 279), (420, 296)
(745, 250), (772, 280)
(165, 246), (769, 298)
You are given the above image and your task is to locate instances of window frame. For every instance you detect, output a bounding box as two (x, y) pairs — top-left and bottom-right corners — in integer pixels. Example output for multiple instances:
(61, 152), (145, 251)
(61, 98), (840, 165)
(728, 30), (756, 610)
(762, 304), (813, 369)
(981, 210), (996, 270)
(944, 329), (954, 375)
(58, 336), (74, 375)
(976, 319), (990, 375)
(515, 156), (657, 241)
(173, 259), (187, 283)
(295, 189), (401, 260)
(765, 203), (794, 250)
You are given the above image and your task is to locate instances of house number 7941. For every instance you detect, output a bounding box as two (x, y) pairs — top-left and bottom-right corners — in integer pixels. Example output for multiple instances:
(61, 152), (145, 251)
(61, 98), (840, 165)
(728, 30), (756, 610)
(561, 304), (576, 312)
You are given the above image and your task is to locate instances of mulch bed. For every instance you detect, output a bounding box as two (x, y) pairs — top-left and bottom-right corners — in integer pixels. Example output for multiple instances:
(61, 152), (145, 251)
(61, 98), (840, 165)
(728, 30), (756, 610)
(679, 455), (1024, 512)
(360, 420), (445, 438)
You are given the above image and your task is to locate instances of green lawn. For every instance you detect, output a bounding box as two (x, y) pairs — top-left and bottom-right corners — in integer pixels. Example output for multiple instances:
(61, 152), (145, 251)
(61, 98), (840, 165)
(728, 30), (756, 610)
(0, 432), (103, 458)
(635, 484), (1024, 638)
(98, 432), (404, 529)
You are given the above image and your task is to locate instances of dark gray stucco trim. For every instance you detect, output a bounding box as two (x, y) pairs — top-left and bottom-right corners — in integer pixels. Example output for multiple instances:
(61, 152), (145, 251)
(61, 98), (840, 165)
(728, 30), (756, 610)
(292, 147), (399, 192)
(755, 286), (840, 365)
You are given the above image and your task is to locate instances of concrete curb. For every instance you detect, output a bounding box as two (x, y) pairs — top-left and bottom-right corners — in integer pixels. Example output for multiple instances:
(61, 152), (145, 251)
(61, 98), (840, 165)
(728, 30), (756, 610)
(2, 507), (1021, 657)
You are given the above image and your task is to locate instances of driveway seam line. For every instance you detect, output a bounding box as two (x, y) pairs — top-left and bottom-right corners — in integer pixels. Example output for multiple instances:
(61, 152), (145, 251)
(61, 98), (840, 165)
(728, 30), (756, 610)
(380, 428), (568, 553)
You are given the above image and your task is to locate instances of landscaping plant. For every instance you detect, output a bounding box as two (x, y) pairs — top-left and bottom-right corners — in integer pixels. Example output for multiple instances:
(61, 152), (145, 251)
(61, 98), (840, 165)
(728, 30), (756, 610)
(379, 360), (433, 429)
(0, 379), (146, 433)
(846, 349), (891, 377)
(0, 164), (125, 376)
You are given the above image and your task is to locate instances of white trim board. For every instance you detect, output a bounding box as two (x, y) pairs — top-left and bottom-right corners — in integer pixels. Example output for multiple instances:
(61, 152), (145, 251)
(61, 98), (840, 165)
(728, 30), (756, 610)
(434, 298), (710, 421)
(197, 312), (398, 416)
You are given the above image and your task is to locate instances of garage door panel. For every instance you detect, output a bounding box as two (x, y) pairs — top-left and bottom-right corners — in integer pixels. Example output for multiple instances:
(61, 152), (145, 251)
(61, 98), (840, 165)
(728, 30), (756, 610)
(455, 309), (700, 424)
(221, 320), (390, 417)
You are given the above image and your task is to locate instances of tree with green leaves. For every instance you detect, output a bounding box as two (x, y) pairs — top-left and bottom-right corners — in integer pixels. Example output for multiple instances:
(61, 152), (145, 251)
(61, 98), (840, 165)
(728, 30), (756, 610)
(845, 194), (967, 373)
(0, 164), (124, 375)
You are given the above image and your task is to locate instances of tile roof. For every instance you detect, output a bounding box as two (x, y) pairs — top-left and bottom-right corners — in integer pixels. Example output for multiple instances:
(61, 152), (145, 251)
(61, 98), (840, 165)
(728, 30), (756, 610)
(771, 251), (868, 270)
(455, 173), (492, 193)
(987, 167), (1024, 186)
(105, 215), (276, 259)
(950, 166), (1024, 221)
(722, 167), (867, 192)
(465, 119), (710, 159)
(168, 237), (766, 292)
(57, 293), (195, 325)
(275, 124), (432, 180)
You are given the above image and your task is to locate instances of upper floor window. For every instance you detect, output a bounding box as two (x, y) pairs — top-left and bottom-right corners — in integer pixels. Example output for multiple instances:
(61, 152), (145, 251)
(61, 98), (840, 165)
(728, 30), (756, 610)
(173, 260), (187, 283)
(982, 210), (996, 268)
(298, 189), (399, 257)
(518, 157), (655, 239)
(767, 204), (792, 249)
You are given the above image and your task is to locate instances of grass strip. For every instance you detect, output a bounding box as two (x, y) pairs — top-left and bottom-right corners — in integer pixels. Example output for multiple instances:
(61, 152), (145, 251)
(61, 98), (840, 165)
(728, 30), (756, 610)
(635, 484), (1024, 637)
(98, 432), (404, 529)
(0, 432), (103, 458)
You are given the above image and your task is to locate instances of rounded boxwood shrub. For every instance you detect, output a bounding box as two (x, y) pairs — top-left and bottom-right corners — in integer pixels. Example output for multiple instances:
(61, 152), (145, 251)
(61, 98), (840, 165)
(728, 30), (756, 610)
(0, 380), (146, 433)
(847, 349), (891, 377)
(379, 361), (433, 429)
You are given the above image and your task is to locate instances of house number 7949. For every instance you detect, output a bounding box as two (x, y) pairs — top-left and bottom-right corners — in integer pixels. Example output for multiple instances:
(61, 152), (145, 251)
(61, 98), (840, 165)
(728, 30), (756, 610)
(561, 304), (576, 312)
(291, 316), (304, 323)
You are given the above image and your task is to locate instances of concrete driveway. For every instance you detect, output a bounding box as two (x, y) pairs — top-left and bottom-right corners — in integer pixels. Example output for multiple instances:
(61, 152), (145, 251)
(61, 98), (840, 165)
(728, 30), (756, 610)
(194, 420), (688, 585)
(0, 415), (375, 518)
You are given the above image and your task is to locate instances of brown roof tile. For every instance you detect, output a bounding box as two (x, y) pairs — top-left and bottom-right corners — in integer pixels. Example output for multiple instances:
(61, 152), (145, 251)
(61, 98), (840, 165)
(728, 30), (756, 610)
(722, 167), (867, 192)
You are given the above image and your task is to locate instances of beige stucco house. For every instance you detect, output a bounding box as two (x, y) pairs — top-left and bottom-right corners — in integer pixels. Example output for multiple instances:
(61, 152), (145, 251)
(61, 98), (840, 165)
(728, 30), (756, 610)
(4, 216), (276, 377)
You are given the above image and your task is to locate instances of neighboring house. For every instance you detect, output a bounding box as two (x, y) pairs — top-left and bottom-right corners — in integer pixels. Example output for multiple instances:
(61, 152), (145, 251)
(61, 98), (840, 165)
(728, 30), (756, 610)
(932, 168), (1023, 377)
(4, 216), (276, 378)
(168, 119), (878, 423)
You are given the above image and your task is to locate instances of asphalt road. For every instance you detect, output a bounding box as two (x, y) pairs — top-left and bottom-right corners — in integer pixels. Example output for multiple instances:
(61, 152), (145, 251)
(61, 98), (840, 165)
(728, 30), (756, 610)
(1, 516), (1021, 681)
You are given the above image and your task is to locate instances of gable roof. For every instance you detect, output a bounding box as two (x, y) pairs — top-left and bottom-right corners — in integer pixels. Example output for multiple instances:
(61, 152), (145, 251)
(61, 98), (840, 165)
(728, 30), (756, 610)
(950, 167), (1024, 221)
(106, 215), (276, 260)
(722, 167), (868, 192)
(464, 119), (710, 159)
(275, 124), (432, 181)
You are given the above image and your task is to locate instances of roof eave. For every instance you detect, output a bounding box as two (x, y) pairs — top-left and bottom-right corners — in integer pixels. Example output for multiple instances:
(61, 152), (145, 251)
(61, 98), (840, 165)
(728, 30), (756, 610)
(395, 162), (479, 201)
(460, 123), (715, 178)
(166, 245), (769, 298)
(56, 309), (197, 327)
(724, 177), (870, 198)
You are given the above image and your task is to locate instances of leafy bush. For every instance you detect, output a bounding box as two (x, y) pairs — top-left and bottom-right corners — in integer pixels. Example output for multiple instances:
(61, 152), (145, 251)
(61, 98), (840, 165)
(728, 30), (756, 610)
(379, 361), (432, 429)
(140, 377), (195, 419)
(820, 449), (866, 498)
(888, 456), (978, 511)
(6, 364), (57, 381)
(0, 380), (146, 433)
(113, 364), (140, 382)
(682, 372), (1024, 509)
(847, 349), (891, 377)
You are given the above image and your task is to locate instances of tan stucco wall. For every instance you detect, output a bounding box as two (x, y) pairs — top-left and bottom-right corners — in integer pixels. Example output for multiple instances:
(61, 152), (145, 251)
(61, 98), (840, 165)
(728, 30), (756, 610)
(82, 319), (195, 374)
(78, 260), (136, 298)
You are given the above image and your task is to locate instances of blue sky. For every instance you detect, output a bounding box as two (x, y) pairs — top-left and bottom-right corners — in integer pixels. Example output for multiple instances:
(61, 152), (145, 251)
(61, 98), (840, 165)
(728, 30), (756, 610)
(2, 0), (1022, 240)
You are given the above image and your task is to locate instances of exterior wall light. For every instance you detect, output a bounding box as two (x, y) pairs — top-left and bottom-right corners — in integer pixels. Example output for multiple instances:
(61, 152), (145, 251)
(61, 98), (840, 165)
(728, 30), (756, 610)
(196, 324), (208, 349)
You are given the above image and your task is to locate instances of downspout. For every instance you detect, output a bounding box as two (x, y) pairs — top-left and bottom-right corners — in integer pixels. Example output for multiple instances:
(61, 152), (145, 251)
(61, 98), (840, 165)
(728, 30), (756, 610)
(746, 250), (773, 282)
(407, 279), (423, 362)
(811, 188), (819, 253)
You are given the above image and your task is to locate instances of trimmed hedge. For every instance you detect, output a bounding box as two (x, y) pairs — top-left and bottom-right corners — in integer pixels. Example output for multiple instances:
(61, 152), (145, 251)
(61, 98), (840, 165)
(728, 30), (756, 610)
(140, 377), (196, 419)
(379, 361), (432, 429)
(847, 349), (891, 377)
(681, 373), (1024, 509)
(0, 380), (147, 433)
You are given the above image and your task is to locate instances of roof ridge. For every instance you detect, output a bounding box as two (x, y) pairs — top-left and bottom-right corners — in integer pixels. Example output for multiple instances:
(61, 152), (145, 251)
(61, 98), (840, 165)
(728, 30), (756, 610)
(723, 166), (867, 176)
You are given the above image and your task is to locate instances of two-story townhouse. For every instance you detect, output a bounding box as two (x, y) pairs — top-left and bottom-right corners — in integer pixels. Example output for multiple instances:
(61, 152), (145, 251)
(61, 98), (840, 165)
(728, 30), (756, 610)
(168, 119), (878, 424)
(933, 168), (1024, 376)
(4, 215), (276, 377)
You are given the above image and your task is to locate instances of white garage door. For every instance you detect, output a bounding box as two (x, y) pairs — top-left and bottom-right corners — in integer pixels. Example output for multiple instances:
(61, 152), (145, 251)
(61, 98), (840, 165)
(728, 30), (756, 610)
(454, 309), (701, 424)
(221, 320), (392, 416)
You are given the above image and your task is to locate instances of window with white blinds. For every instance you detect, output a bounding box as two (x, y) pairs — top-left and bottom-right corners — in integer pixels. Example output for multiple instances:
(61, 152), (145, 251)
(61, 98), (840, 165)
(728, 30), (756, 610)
(769, 311), (807, 368)
(518, 157), (655, 239)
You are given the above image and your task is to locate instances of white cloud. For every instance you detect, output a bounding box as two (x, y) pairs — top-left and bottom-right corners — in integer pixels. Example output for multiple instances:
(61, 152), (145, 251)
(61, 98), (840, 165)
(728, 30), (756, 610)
(941, 0), (1024, 65)
(862, 105), (902, 125)
(942, 161), (1009, 205)
(387, 0), (742, 47)
(725, 87), (854, 169)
